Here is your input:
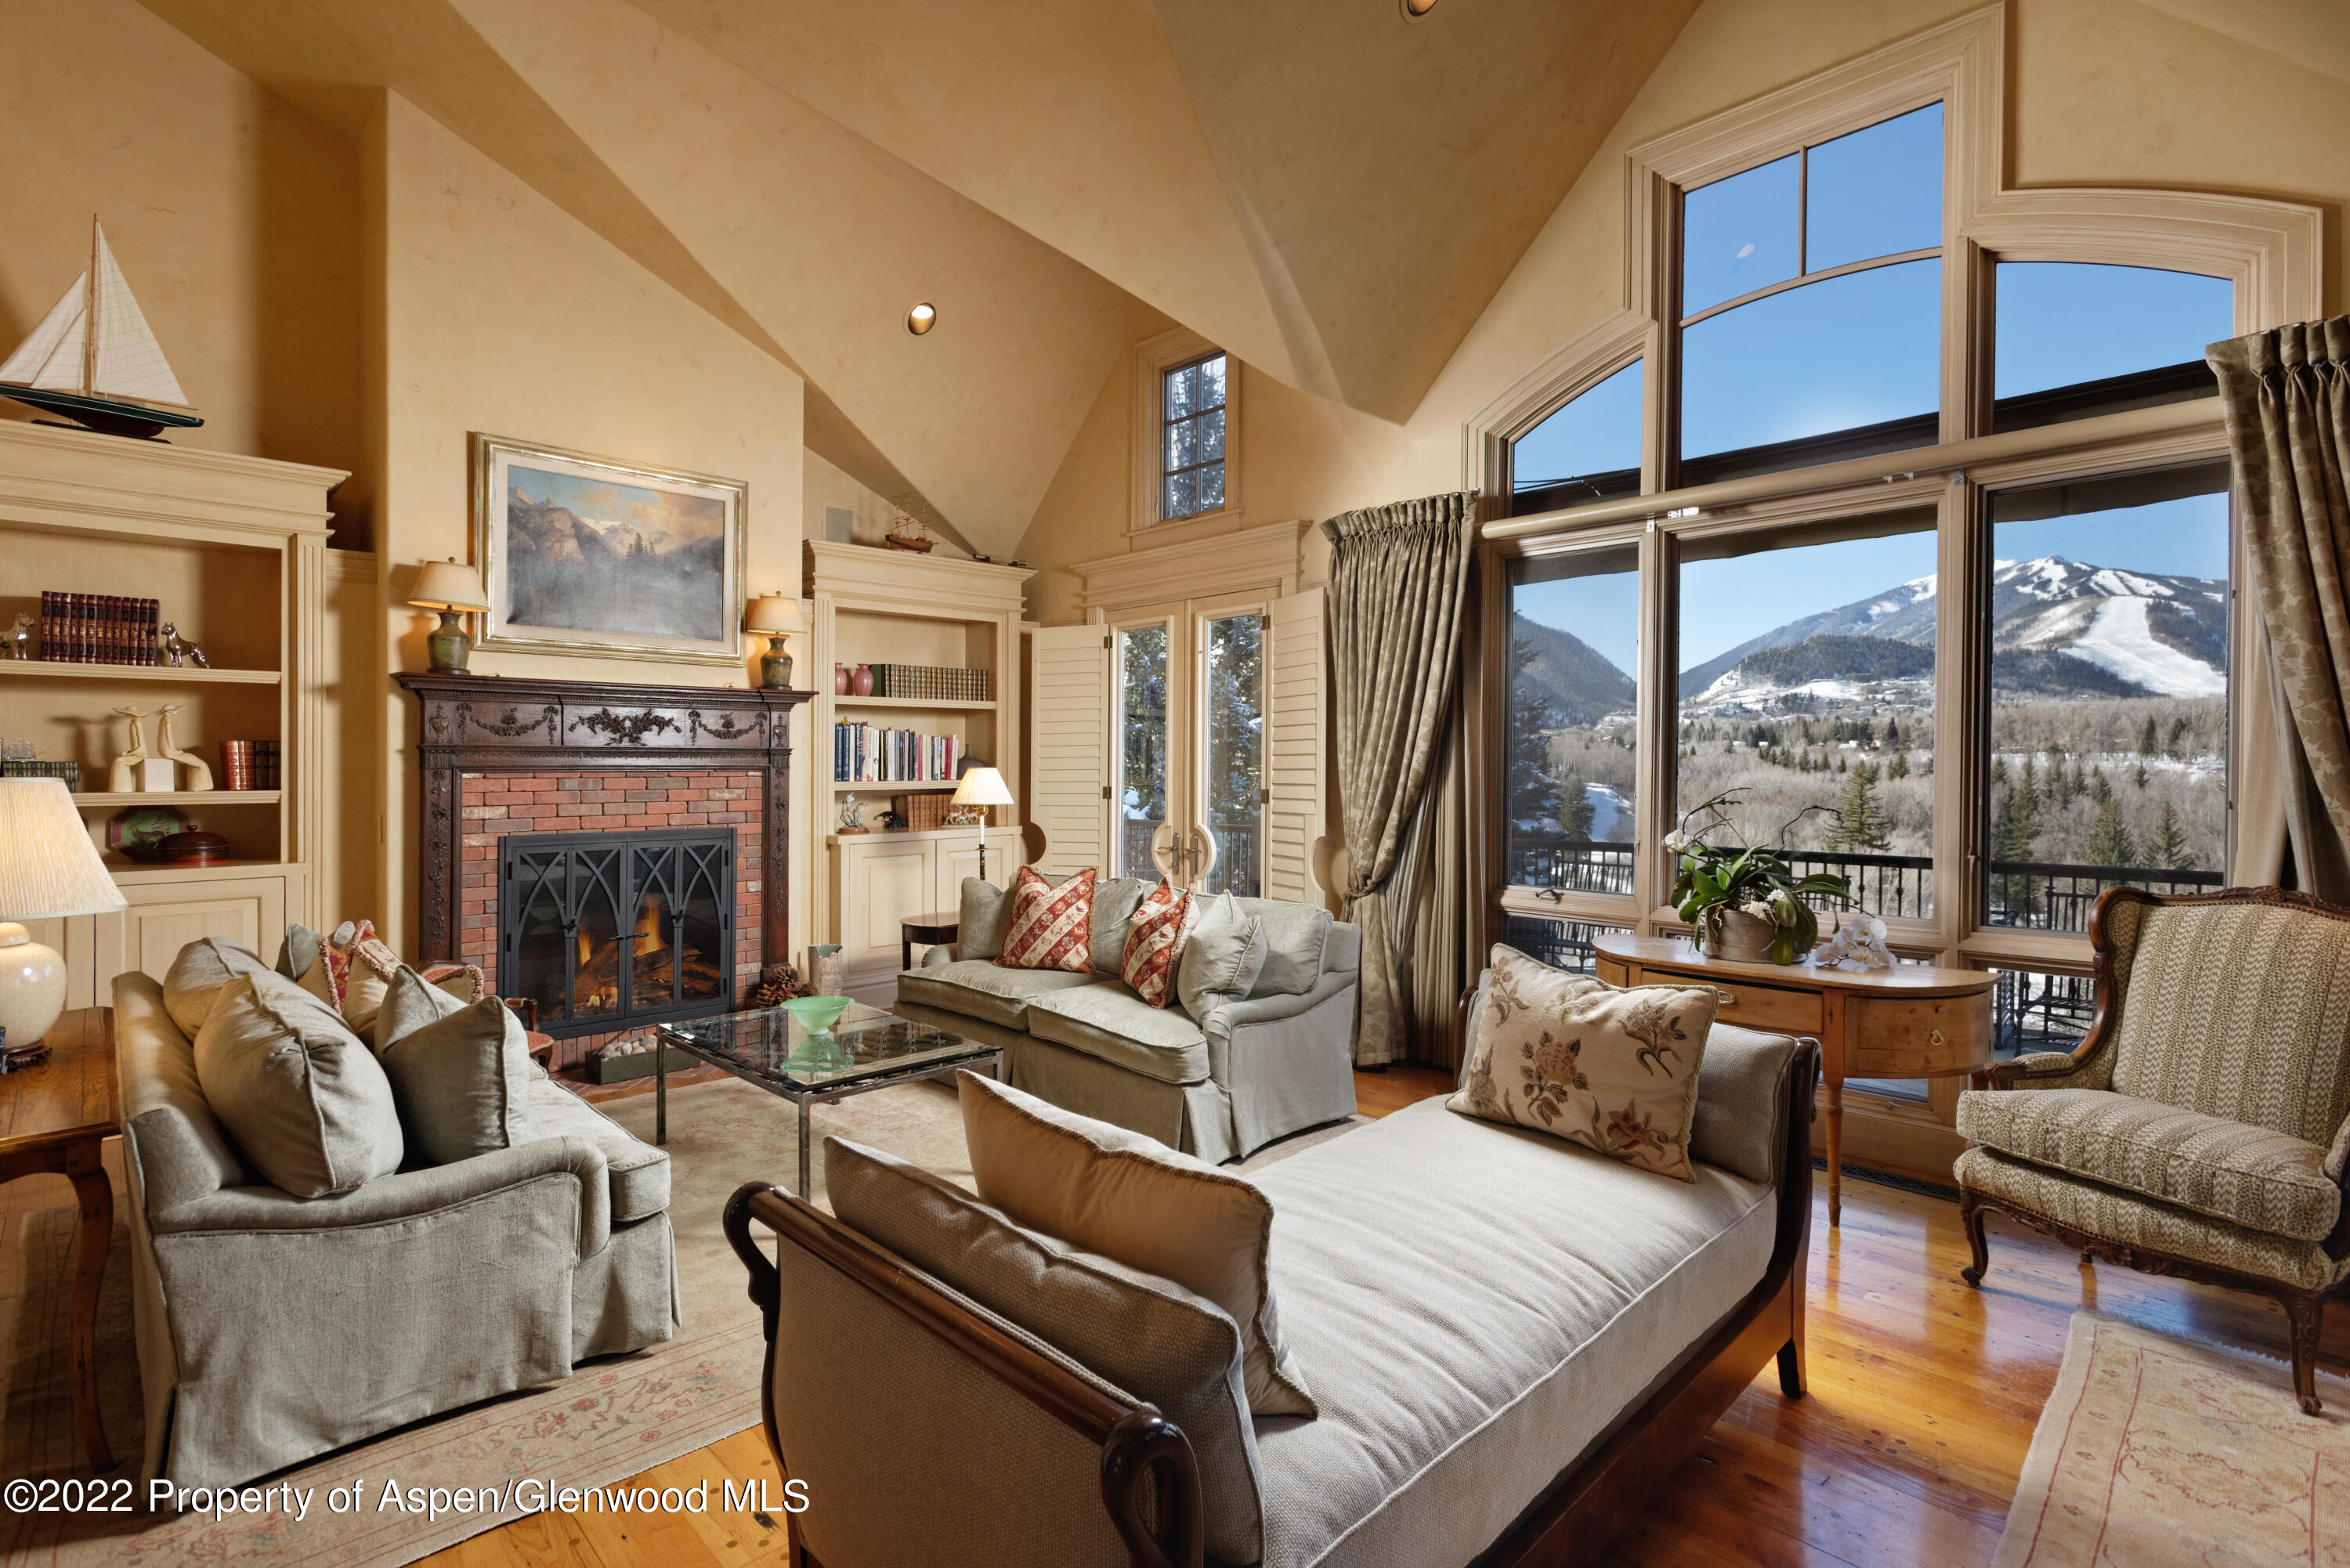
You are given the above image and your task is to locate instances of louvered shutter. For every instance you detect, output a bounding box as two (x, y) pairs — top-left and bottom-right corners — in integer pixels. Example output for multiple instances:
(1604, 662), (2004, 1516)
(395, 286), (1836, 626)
(1029, 624), (1111, 875)
(1264, 586), (1328, 907)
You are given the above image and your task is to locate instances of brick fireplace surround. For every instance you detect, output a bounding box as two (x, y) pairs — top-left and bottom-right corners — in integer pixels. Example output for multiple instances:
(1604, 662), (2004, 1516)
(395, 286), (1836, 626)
(396, 672), (811, 1071)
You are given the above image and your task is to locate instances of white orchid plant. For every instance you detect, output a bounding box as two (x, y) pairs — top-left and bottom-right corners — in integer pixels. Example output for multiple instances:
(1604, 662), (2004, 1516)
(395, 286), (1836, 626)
(1665, 792), (1858, 966)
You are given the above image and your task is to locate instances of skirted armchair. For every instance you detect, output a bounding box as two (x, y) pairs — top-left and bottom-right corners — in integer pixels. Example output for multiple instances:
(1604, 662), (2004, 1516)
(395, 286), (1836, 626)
(1955, 886), (2350, 1412)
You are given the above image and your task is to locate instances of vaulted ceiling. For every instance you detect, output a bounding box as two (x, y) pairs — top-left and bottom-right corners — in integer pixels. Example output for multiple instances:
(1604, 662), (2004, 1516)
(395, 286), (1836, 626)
(138, 0), (1698, 553)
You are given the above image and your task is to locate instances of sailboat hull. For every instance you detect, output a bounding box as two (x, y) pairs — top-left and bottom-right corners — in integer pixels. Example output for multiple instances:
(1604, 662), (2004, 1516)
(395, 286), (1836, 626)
(0, 384), (203, 442)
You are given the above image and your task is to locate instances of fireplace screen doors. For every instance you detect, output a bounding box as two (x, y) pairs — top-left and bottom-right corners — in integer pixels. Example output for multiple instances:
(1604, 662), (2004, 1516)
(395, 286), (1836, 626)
(501, 828), (736, 1037)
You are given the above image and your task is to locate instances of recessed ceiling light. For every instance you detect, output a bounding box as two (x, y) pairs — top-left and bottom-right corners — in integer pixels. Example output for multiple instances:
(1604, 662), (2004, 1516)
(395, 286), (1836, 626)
(1401, 0), (1437, 16)
(906, 302), (938, 336)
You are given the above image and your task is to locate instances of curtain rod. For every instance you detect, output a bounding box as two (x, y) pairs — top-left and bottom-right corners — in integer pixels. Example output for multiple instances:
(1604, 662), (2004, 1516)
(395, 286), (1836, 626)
(1481, 398), (2223, 544)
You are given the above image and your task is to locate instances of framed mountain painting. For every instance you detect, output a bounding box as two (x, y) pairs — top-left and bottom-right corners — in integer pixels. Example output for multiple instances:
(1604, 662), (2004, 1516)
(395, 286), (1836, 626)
(470, 432), (747, 665)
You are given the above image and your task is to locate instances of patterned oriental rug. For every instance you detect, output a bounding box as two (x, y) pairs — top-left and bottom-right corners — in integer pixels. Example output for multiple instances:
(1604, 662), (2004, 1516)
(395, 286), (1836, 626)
(0, 1074), (1362, 1567)
(1994, 1311), (2350, 1568)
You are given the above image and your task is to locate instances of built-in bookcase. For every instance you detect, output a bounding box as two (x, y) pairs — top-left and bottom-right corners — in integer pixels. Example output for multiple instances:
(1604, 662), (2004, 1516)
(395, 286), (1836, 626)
(0, 420), (345, 1006)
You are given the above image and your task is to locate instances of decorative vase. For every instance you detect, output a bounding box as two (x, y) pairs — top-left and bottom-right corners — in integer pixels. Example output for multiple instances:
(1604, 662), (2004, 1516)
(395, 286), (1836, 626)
(1703, 909), (1782, 963)
(833, 663), (850, 695)
(851, 663), (875, 696)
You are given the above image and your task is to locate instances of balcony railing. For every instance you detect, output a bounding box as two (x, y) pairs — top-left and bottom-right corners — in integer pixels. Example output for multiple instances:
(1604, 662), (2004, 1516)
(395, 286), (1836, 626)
(1509, 836), (2221, 930)
(1117, 817), (1261, 897)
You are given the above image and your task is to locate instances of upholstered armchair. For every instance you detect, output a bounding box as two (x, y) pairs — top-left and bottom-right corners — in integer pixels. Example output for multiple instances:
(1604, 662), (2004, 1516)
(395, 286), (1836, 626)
(1955, 886), (2350, 1413)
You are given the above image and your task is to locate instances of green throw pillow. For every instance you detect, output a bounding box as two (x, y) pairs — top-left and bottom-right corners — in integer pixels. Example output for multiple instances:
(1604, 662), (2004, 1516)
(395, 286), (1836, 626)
(373, 967), (533, 1166)
(1177, 894), (1267, 1022)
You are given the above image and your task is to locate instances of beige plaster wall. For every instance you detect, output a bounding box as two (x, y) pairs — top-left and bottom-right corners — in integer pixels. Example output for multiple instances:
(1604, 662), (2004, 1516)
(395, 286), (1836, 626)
(1013, 0), (2350, 620)
(369, 92), (808, 963)
(0, 0), (362, 530)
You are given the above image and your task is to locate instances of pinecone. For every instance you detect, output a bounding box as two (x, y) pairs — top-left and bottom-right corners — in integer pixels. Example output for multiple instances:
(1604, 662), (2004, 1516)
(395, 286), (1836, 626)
(750, 964), (814, 1008)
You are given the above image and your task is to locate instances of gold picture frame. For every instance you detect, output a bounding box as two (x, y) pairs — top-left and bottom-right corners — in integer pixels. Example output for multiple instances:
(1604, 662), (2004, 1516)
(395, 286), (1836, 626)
(470, 432), (748, 666)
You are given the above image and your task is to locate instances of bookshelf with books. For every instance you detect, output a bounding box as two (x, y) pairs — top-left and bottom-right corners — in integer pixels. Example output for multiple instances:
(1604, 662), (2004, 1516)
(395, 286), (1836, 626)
(0, 420), (346, 1011)
(806, 540), (1032, 971)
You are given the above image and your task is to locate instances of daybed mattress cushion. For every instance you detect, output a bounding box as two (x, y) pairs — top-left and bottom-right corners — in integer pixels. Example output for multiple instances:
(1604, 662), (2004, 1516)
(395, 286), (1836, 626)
(893, 959), (1106, 1030)
(1249, 1096), (1777, 1568)
(522, 1076), (671, 1222)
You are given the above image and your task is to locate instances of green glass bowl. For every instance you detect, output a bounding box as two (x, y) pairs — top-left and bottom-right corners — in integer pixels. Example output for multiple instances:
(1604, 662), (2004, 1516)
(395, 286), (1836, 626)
(779, 994), (853, 1035)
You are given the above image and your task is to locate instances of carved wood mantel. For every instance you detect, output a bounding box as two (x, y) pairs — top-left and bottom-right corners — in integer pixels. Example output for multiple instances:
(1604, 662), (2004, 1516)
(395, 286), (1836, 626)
(396, 672), (809, 971)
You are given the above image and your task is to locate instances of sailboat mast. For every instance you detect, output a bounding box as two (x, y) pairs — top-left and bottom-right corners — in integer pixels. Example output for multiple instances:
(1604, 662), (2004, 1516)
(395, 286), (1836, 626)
(81, 217), (98, 396)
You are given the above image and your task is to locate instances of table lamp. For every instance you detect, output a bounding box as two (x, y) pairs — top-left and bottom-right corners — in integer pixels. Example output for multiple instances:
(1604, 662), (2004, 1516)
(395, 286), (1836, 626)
(409, 558), (492, 674)
(0, 779), (127, 1070)
(950, 766), (1016, 883)
(744, 593), (804, 690)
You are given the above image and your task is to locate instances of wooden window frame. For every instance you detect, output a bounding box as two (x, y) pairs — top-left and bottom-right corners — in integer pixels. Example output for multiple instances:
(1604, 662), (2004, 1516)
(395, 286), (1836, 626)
(1131, 326), (1244, 539)
(1462, 2), (2321, 1162)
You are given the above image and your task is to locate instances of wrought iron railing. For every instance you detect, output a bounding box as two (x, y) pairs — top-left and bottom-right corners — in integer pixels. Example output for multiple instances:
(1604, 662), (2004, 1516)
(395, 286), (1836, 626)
(1116, 817), (1261, 896)
(1510, 836), (2219, 930)
(1499, 914), (1626, 975)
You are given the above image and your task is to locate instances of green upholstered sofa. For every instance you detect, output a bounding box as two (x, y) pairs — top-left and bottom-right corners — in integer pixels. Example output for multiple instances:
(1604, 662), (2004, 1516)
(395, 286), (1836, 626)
(891, 878), (1362, 1164)
(113, 970), (678, 1489)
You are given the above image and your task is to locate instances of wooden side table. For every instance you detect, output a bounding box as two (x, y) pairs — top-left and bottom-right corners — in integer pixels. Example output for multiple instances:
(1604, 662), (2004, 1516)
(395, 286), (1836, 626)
(1593, 934), (1995, 1227)
(0, 1007), (118, 1471)
(900, 912), (960, 972)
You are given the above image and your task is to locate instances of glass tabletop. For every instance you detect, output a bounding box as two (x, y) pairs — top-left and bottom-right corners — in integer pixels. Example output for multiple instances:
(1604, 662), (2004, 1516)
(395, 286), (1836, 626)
(654, 1001), (994, 1091)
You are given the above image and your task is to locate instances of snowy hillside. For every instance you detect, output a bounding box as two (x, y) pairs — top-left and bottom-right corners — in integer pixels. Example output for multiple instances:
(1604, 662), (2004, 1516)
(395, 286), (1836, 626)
(1678, 556), (2225, 708)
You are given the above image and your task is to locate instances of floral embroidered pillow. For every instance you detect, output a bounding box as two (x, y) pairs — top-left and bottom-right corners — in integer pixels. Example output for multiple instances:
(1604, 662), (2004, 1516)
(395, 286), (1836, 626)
(1448, 944), (1717, 1181)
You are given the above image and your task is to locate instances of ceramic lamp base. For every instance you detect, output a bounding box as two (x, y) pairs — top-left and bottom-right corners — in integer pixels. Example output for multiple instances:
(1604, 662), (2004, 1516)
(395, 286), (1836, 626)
(758, 638), (794, 691)
(426, 610), (474, 674)
(0, 921), (66, 1068)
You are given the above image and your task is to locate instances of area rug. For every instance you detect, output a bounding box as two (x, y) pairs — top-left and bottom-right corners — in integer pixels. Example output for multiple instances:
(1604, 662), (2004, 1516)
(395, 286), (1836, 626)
(0, 1075), (1364, 1567)
(1993, 1311), (2350, 1567)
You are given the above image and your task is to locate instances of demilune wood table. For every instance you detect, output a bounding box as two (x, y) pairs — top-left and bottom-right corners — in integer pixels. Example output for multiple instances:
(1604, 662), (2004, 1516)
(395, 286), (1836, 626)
(1594, 934), (1996, 1227)
(0, 1007), (118, 1471)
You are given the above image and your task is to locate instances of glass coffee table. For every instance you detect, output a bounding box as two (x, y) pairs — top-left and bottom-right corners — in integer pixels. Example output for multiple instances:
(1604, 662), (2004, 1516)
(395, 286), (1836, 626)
(653, 1000), (1001, 1198)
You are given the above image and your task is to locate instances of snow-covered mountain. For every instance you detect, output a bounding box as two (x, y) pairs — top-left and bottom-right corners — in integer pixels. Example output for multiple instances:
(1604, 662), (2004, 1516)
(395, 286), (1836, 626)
(1678, 556), (2226, 711)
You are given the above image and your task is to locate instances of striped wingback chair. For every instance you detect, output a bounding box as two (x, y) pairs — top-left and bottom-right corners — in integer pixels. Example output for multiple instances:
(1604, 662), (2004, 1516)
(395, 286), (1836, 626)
(1955, 886), (2350, 1414)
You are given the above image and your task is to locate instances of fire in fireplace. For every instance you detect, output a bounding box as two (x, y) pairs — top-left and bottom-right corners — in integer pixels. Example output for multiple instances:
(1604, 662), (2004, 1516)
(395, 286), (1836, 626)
(499, 828), (738, 1038)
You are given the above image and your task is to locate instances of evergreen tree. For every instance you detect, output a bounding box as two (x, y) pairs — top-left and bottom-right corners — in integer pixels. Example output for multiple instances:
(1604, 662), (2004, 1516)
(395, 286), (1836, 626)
(2167, 716), (2191, 760)
(1558, 764), (1596, 841)
(2020, 757), (2041, 811)
(1991, 756), (2010, 787)
(2151, 801), (2189, 869)
(1828, 761), (1893, 851)
(1991, 785), (2039, 862)
(1888, 747), (1910, 779)
(2139, 715), (2160, 756)
(2086, 798), (2138, 869)
(2135, 761), (2149, 789)
(1885, 718), (1901, 748)
(2092, 765), (2113, 804)
(1506, 638), (1560, 829)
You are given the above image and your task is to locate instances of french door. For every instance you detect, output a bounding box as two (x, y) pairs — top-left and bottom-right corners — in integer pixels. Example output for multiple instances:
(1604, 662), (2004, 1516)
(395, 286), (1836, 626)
(1111, 593), (1268, 896)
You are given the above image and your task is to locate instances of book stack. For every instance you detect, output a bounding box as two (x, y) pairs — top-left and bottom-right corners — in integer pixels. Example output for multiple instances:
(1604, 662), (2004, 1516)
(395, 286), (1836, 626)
(220, 740), (258, 790)
(834, 723), (962, 783)
(0, 759), (81, 790)
(38, 592), (160, 664)
(868, 663), (989, 703)
(256, 741), (280, 790)
(898, 792), (1004, 832)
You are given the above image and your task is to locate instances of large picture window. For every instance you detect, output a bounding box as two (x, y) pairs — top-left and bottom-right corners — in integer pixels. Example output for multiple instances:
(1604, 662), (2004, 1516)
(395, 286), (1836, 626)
(1506, 544), (1640, 894)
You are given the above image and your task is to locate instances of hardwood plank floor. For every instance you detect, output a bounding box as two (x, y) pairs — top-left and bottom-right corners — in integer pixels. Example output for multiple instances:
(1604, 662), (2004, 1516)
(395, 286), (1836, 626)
(398, 1063), (2350, 1564)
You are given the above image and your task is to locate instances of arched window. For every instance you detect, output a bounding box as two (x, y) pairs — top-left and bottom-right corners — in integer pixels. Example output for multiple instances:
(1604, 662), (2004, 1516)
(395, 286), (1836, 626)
(1508, 360), (1642, 516)
(1992, 262), (2233, 430)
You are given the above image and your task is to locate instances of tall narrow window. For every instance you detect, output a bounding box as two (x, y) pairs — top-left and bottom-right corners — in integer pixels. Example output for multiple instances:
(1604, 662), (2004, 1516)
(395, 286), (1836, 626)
(1162, 352), (1228, 521)
(1982, 462), (2230, 930)
(1506, 544), (1640, 894)
(1679, 103), (1944, 485)
(1115, 626), (1170, 878)
(1201, 612), (1264, 897)
(1510, 362), (1643, 516)
(1676, 510), (1940, 918)
(1993, 263), (2232, 432)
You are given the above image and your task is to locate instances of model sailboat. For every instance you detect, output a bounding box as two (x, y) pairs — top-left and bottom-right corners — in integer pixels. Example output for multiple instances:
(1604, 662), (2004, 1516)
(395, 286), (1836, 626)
(0, 219), (201, 440)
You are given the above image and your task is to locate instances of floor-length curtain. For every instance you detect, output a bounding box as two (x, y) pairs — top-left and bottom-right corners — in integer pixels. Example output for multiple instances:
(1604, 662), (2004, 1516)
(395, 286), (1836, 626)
(2211, 318), (2350, 900)
(1405, 693), (1470, 1069)
(1322, 490), (1474, 1065)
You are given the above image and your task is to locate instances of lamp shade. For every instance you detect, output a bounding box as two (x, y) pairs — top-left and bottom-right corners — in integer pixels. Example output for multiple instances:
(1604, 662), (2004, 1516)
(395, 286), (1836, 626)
(950, 766), (1015, 808)
(744, 594), (804, 634)
(409, 558), (490, 612)
(0, 779), (126, 919)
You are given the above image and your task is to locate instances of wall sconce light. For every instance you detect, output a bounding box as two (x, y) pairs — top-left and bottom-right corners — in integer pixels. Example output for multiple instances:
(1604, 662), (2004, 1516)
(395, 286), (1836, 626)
(906, 302), (938, 336)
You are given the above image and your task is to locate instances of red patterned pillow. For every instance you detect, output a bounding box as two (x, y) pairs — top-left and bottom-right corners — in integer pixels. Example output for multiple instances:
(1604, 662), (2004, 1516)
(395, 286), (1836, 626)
(996, 867), (1098, 973)
(1122, 879), (1196, 1007)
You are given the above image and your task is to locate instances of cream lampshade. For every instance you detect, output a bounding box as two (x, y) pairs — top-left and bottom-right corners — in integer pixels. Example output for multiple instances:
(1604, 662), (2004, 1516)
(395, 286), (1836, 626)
(0, 779), (128, 1068)
(408, 558), (491, 675)
(744, 593), (804, 691)
(950, 766), (1017, 883)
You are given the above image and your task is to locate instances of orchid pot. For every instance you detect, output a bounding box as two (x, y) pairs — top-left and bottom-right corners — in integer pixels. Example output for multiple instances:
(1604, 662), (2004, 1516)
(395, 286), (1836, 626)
(1667, 791), (1858, 966)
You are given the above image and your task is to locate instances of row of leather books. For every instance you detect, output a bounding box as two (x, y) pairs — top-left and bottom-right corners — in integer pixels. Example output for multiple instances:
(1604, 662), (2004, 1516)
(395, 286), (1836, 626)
(39, 591), (161, 664)
(218, 740), (280, 790)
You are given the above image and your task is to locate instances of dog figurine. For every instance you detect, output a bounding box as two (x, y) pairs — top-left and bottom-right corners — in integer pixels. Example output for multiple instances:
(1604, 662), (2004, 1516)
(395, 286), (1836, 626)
(158, 623), (211, 670)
